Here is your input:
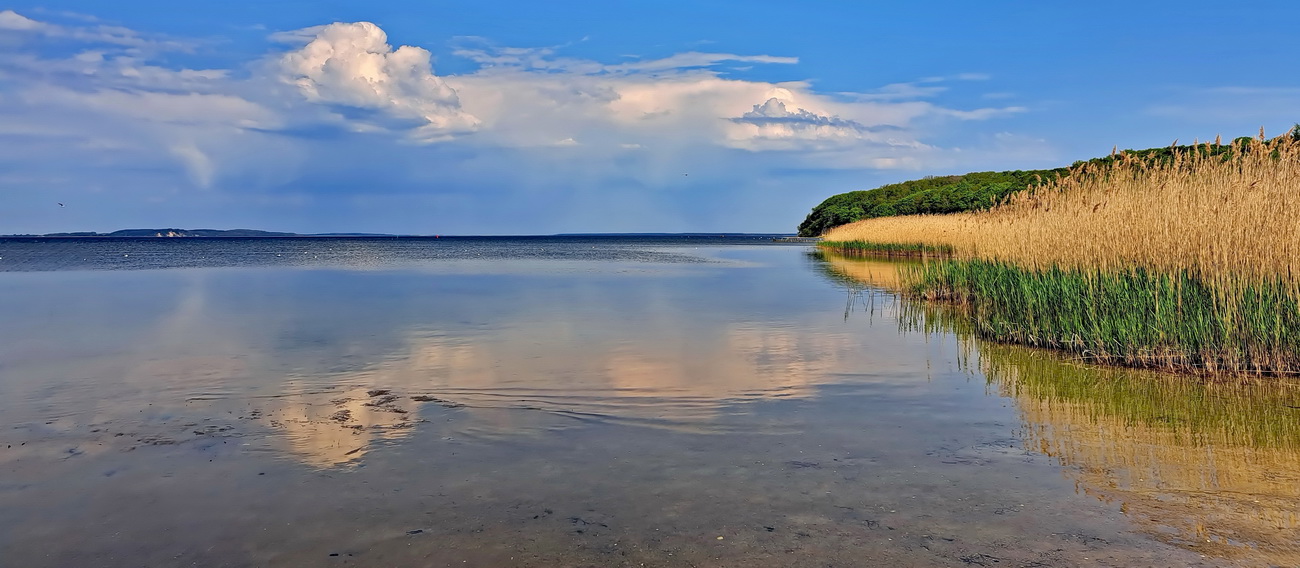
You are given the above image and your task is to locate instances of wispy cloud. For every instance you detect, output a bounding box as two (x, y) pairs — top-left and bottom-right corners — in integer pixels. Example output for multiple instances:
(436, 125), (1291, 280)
(0, 10), (293, 193)
(450, 37), (796, 77)
(1203, 86), (1300, 96)
(0, 9), (192, 52)
(1147, 85), (1300, 128)
(942, 106), (1028, 120)
(603, 52), (798, 74)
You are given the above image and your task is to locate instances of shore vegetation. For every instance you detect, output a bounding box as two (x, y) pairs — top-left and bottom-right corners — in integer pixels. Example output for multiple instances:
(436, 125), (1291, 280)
(818, 130), (1300, 375)
(796, 135), (1273, 237)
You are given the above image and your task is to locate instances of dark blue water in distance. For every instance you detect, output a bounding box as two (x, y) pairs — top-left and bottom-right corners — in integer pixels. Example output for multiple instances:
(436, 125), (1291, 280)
(0, 235), (784, 272)
(0, 237), (1243, 566)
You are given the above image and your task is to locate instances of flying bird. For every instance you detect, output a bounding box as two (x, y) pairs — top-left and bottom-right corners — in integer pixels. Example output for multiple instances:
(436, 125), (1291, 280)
(58, 203), (64, 207)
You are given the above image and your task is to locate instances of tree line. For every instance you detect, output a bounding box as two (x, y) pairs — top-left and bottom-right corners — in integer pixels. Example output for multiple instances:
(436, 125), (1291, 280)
(797, 126), (1300, 237)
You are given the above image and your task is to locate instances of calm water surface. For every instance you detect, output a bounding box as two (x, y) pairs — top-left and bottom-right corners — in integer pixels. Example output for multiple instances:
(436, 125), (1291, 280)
(0, 237), (1292, 567)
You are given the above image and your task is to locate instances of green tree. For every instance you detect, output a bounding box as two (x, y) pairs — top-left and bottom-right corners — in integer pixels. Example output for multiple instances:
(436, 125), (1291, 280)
(797, 133), (1276, 236)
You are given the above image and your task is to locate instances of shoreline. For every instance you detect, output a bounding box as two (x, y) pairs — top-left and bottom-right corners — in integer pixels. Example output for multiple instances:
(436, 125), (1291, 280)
(818, 247), (1300, 379)
(812, 137), (1300, 380)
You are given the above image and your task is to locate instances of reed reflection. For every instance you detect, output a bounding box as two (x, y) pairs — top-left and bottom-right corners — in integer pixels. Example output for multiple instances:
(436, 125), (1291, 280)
(818, 251), (1300, 565)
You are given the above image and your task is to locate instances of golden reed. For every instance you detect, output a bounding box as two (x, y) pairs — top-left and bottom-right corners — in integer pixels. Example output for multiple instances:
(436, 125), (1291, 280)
(823, 135), (1300, 291)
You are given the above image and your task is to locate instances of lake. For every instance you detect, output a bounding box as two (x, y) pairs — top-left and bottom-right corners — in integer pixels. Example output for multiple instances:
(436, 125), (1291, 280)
(0, 237), (1294, 567)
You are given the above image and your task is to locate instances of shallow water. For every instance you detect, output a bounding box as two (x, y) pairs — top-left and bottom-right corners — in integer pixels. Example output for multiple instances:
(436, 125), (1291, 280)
(0, 237), (1284, 566)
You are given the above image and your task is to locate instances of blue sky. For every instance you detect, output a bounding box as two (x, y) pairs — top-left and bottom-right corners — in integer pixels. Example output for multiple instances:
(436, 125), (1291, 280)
(2, 1), (1297, 234)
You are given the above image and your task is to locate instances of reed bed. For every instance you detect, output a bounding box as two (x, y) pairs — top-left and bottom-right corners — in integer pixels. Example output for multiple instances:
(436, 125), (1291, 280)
(823, 135), (1300, 282)
(817, 240), (953, 258)
(820, 135), (1300, 375)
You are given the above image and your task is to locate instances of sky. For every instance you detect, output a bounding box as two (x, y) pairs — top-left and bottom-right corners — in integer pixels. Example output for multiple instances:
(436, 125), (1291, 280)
(1, 1), (1297, 235)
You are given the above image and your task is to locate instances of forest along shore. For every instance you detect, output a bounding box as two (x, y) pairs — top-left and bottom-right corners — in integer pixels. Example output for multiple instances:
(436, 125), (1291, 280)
(814, 132), (1300, 377)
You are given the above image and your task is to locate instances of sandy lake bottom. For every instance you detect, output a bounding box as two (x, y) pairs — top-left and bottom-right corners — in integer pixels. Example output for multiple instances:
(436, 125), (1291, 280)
(1, 237), (1294, 567)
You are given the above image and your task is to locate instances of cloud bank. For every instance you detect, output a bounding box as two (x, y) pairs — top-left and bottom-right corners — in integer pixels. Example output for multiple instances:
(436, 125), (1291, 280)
(0, 11), (1043, 234)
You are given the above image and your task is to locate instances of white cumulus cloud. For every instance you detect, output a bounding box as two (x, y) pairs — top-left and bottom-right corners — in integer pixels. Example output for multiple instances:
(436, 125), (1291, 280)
(279, 22), (479, 142)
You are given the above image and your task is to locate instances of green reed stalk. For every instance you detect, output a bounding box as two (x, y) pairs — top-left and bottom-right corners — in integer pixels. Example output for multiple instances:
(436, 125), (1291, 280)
(819, 240), (954, 258)
(902, 259), (1300, 375)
